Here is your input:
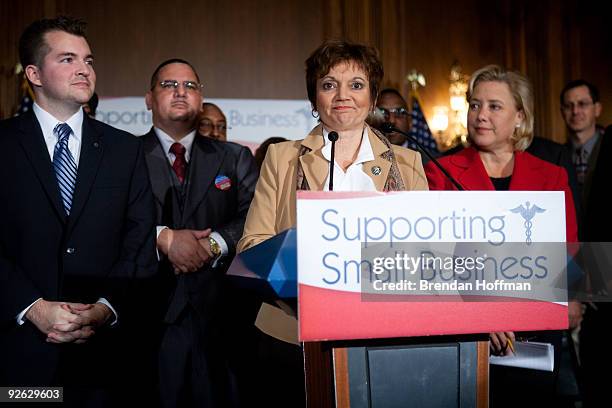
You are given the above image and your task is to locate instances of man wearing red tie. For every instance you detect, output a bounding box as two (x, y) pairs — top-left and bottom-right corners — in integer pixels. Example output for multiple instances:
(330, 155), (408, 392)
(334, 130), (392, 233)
(142, 58), (258, 407)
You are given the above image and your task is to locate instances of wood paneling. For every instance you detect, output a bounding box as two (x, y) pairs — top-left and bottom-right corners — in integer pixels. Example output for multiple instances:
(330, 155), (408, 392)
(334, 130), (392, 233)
(59, 0), (323, 99)
(332, 347), (350, 408)
(477, 340), (490, 407)
(304, 341), (335, 408)
(1, 0), (609, 138)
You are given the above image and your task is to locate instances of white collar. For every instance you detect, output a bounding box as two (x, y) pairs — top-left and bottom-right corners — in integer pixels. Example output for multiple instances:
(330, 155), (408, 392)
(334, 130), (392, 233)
(153, 127), (196, 162)
(321, 127), (374, 165)
(33, 102), (83, 143)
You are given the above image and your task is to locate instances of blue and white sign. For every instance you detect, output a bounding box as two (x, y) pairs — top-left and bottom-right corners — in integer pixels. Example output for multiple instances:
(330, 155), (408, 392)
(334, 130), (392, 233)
(297, 190), (570, 341)
(297, 191), (567, 293)
(95, 97), (318, 145)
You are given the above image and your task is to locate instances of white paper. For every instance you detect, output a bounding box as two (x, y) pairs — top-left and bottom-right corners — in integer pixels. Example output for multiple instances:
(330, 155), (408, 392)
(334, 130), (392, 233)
(489, 342), (554, 372)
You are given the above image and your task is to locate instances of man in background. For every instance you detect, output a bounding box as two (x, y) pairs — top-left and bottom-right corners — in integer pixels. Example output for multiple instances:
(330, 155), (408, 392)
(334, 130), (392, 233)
(561, 80), (603, 219)
(198, 102), (228, 141)
(561, 80), (608, 407)
(375, 88), (410, 146)
(143, 58), (257, 407)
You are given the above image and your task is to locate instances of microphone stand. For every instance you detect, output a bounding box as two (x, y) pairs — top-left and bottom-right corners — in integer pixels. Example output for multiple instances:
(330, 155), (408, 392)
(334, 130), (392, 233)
(328, 131), (339, 191)
(382, 123), (465, 191)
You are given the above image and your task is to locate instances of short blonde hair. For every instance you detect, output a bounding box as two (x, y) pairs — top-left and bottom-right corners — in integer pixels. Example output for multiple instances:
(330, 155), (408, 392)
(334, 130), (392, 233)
(467, 65), (534, 151)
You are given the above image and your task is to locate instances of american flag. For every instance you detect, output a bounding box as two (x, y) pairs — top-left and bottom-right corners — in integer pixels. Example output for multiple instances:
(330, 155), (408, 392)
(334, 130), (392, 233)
(14, 94), (33, 116)
(13, 69), (34, 116)
(408, 96), (439, 155)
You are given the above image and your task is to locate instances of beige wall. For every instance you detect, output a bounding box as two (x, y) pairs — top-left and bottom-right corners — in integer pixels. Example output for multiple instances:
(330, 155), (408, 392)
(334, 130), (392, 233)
(1, 0), (609, 141)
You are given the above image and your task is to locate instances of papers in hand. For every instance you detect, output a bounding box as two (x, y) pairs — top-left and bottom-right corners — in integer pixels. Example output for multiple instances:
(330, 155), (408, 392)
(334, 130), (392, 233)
(489, 342), (554, 372)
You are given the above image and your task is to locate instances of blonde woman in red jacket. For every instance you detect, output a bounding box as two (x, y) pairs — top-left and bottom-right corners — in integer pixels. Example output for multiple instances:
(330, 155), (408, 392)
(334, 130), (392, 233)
(426, 64), (578, 407)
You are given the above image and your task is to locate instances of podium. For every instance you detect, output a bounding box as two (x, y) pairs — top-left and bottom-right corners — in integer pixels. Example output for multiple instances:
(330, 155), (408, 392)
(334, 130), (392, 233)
(229, 229), (490, 407)
(303, 335), (490, 407)
(229, 191), (569, 407)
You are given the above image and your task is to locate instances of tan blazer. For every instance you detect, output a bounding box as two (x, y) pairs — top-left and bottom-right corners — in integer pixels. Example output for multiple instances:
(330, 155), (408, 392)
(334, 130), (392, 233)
(237, 124), (429, 343)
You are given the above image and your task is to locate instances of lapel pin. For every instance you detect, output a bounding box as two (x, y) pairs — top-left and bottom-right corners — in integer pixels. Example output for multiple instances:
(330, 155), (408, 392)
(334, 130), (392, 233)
(371, 166), (382, 175)
(215, 175), (232, 191)
(93, 142), (99, 148)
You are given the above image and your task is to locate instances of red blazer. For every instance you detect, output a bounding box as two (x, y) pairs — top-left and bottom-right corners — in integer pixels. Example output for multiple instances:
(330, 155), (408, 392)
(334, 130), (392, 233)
(425, 146), (578, 242)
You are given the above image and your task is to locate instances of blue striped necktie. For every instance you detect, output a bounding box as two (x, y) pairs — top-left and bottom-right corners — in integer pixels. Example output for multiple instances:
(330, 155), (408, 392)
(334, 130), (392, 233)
(53, 123), (77, 215)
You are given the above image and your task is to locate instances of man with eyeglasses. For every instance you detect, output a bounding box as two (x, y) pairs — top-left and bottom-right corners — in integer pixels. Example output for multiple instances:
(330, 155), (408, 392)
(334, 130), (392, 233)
(142, 58), (258, 407)
(375, 88), (411, 146)
(560, 80), (603, 190)
(199, 102), (228, 141)
(561, 80), (609, 407)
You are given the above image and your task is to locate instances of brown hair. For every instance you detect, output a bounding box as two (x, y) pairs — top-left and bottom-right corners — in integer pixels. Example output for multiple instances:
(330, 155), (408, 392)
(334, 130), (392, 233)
(467, 64), (534, 151)
(560, 79), (600, 105)
(305, 40), (383, 112)
(19, 16), (87, 69)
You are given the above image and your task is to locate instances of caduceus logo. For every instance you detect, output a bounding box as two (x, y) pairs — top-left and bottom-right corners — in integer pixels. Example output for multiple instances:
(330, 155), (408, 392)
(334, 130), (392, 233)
(510, 201), (546, 245)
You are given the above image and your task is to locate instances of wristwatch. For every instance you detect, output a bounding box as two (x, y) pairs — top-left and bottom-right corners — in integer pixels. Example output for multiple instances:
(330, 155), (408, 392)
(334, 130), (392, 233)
(209, 236), (221, 258)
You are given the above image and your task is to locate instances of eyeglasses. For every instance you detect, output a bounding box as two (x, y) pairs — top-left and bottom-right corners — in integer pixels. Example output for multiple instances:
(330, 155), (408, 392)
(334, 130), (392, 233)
(562, 100), (594, 111)
(377, 107), (409, 119)
(200, 120), (229, 132)
(158, 80), (204, 92)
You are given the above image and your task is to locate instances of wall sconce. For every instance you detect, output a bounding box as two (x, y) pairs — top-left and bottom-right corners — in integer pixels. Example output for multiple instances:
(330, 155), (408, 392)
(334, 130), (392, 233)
(448, 62), (469, 146)
(450, 95), (466, 112)
(430, 106), (449, 135)
(430, 62), (469, 150)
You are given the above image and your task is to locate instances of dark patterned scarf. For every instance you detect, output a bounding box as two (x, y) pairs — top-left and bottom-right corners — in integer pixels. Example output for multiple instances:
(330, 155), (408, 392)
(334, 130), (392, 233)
(295, 127), (406, 191)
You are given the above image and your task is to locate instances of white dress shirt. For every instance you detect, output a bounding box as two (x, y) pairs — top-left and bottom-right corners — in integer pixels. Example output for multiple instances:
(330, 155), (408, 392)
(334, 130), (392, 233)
(17, 103), (117, 325)
(34, 102), (84, 165)
(321, 127), (377, 192)
(153, 127), (196, 165)
(153, 128), (229, 259)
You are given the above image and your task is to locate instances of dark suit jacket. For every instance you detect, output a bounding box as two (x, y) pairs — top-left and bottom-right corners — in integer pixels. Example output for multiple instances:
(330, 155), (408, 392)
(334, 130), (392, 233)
(425, 146), (578, 242)
(578, 126), (611, 405)
(584, 126), (610, 242)
(564, 130), (604, 241)
(142, 130), (258, 325)
(0, 111), (157, 386)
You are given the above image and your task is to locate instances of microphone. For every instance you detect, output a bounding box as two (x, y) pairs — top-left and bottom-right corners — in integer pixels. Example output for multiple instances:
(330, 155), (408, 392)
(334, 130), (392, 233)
(381, 123), (465, 191)
(328, 131), (339, 191)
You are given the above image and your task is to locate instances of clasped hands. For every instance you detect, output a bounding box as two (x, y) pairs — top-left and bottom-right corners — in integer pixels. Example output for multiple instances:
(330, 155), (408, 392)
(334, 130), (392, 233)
(26, 300), (112, 344)
(157, 228), (215, 274)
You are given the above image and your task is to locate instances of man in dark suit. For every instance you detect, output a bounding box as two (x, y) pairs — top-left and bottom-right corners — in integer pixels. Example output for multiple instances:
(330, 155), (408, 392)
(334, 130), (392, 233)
(556, 81), (606, 406)
(0, 16), (157, 405)
(142, 58), (257, 407)
(576, 120), (610, 406)
(560, 80), (603, 239)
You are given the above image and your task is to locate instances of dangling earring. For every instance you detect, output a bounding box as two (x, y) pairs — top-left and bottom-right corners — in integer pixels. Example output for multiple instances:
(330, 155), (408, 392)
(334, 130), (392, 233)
(311, 109), (319, 119)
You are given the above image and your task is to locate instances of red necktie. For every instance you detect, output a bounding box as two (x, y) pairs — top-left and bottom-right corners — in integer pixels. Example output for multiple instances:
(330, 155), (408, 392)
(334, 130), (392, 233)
(170, 142), (186, 183)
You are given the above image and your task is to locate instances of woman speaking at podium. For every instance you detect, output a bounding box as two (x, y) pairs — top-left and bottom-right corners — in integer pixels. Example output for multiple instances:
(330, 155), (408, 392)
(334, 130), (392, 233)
(425, 65), (578, 406)
(237, 40), (428, 406)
